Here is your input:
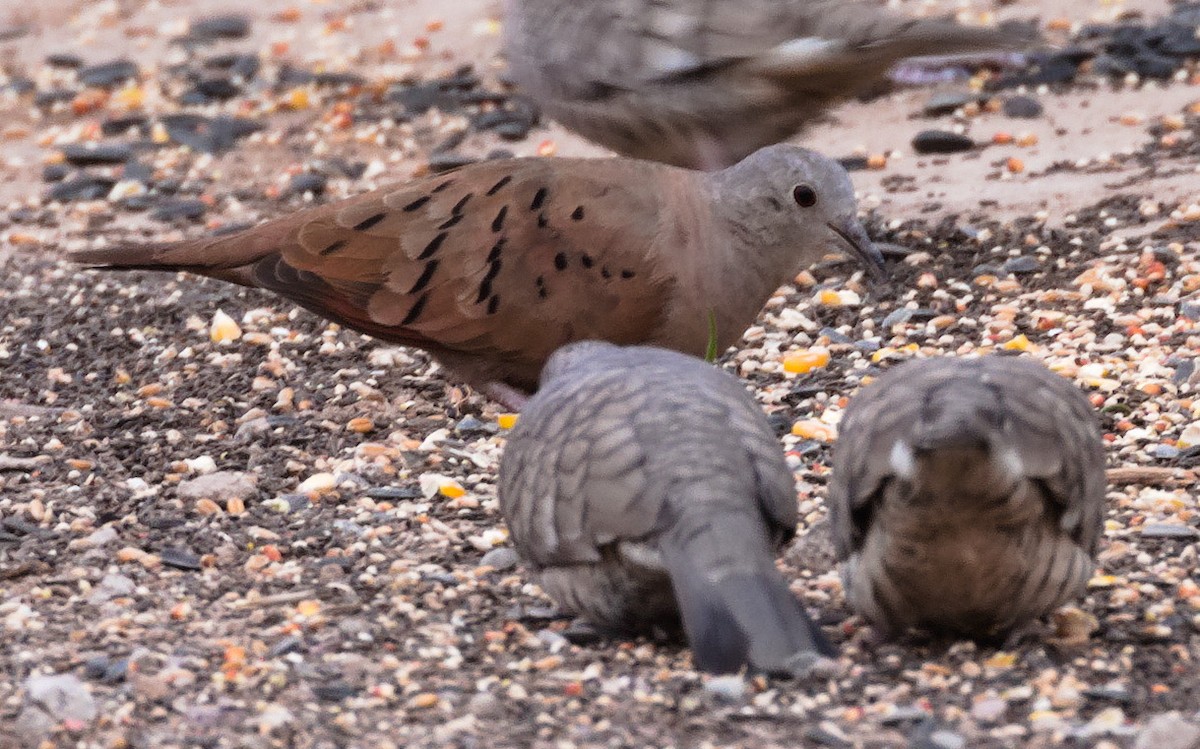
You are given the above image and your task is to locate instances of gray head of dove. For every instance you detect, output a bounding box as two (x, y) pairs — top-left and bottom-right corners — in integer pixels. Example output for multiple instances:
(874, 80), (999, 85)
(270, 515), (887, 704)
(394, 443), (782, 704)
(712, 145), (884, 281)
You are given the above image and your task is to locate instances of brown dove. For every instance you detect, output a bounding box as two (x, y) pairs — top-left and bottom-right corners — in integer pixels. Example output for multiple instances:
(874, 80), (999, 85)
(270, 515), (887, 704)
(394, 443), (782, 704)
(505, 0), (1031, 169)
(499, 341), (835, 676)
(826, 356), (1107, 640)
(73, 145), (882, 407)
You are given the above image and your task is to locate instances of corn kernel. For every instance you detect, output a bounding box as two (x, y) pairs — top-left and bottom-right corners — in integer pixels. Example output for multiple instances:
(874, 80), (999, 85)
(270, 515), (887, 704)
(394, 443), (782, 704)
(782, 349), (830, 374)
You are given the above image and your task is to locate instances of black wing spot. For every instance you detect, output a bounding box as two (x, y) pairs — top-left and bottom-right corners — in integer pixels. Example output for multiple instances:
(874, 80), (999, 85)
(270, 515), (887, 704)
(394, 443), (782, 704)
(431, 180), (455, 194)
(486, 175), (513, 196)
(581, 254), (594, 269)
(487, 239), (506, 263)
(487, 295), (500, 315)
(475, 256), (502, 302)
(401, 293), (429, 325)
(537, 212), (549, 229)
(538, 287), (548, 299)
(352, 212), (387, 231)
(600, 266), (611, 279)
(451, 194), (473, 214)
(408, 259), (439, 294)
(418, 232), (449, 259)
(403, 196), (431, 212)
(553, 252), (567, 270)
(319, 239), (348, 256)
(438, 213), (465, 230)
(491, 205), (508, 233)
(530, 187), (548, 211)
(571, 206), (585, 221)
(620, 269), (635, 279)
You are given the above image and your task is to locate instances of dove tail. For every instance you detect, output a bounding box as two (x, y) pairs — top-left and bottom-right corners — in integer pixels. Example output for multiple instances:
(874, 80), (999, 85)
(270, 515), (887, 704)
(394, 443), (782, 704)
(70, 223), (295, 286)
(659, 514), (834, 676)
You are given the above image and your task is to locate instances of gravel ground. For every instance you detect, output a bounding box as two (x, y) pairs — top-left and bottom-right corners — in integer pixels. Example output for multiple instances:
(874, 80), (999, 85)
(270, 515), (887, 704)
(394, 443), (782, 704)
(1, 1), (1200, 747)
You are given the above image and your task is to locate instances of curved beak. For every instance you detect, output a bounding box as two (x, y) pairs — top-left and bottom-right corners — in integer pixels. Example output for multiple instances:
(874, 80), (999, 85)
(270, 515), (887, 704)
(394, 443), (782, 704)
(827, 218), (885, 281)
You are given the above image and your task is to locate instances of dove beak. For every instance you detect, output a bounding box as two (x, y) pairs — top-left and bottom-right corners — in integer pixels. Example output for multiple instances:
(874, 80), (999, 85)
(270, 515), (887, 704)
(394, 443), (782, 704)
(827, 219), (886, 280)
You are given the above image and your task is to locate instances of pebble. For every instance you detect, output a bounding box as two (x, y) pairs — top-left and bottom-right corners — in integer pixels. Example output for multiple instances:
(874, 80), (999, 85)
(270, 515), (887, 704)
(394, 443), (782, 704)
(910, 720), (966, 749)
(1003, 96), (1043, 119)
(187, 14), (252, 42)
(15, 673), (97, 737)
(60, 143), (134, 166)
(78, 59), (139, 88)
(1140, 524), (1199, 539)
(1002, 256), (1040, 274)
(923, 91), (980, 117)
(703, 675), (746, 702)
(88, 573), (135, 604)
(912, 130), (975, 155)
(160, 548), (203, 571)
(480, 547), (519, 571)
(177, 471), (256, 502)
(150, 199), (207, 222)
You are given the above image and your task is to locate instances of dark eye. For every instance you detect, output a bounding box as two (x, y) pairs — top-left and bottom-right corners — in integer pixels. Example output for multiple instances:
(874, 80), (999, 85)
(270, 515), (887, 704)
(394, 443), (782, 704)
(793, 184), (817, 208)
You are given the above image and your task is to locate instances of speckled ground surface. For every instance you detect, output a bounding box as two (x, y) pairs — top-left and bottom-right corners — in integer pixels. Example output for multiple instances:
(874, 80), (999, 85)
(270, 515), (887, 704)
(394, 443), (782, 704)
(1, 1), (1199, 747)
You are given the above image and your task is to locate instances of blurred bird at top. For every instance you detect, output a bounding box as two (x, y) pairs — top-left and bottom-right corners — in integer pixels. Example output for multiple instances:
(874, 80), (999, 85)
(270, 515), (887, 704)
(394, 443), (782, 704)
(505, 0), (1033, 170)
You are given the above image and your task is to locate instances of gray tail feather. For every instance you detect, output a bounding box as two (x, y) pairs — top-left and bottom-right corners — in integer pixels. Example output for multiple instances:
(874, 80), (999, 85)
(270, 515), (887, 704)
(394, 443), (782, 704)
(660, 533), (834, 676)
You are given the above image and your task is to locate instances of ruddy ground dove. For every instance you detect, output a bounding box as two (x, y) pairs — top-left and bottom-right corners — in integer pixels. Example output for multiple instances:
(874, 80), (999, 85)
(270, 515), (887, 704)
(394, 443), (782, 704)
(74, 145), (882, 406)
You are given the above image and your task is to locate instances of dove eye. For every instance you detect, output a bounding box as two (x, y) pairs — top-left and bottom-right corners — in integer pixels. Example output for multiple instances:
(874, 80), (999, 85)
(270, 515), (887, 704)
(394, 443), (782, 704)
(793, 184), (817, 208)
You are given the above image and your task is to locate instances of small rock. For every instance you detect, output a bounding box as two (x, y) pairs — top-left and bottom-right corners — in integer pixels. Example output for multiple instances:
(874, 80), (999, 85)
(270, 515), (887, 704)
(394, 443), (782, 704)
(82, 525), (119, 548)
(1140, 524), (1199, 539)
(178, 471), (256, 502)
(923, 91), (979, 117)
(60, 143), (133, 166)
(187, 14), (251, 41)
(1002, 256), (1039, 274)
(703, 675), (746, 702)
(910, 719), (966, 749)
(78, 59), (139, 88)
(480, 547), (519, 571)
(912, 130), (974, 155)
(467, 692), (505, 718)
(88, 573), (135, 605)
(1003, 95), (1043, 118)
(971, 697), (1008, 723)
(160, 548), (203, 571)
(17, 673), (97, 735)
(311, 681), (359, 702)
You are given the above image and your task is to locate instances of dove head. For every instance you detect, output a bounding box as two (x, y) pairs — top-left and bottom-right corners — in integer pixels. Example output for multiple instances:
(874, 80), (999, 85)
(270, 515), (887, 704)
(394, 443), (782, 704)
(713, 145), (884, 281)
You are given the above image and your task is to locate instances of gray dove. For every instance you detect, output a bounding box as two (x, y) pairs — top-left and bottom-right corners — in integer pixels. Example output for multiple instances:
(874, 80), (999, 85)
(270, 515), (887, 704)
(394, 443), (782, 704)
(499, 342), (835, 676)
(505, 0), (1031, 169)
(827, 356), (1107, 639)
(73, 145), (881, 408)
